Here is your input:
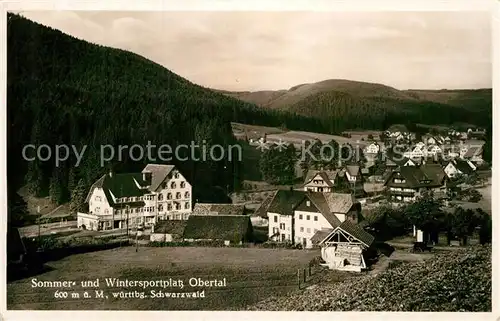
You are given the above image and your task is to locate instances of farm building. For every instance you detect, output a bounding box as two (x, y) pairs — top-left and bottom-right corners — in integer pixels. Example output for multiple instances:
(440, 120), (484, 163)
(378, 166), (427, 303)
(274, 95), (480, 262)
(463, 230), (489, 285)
(183, 215), (254, 245)
(192, 203), (246, 216)
(317, 220), (375, 272)
(150, 220), (187, 242)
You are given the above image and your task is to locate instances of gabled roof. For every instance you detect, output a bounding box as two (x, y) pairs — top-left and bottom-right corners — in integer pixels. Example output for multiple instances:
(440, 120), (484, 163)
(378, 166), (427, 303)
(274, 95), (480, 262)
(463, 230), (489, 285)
(451, 159), (475, 175)
(153, 220), (187, 235)
(304, 170), (339, 186)
(142, 164), (176, 191)
(267, 190), (307, 216)
(183, 215), (253, 241)
(384, 165), (445, 189)
(338, 220), (375, 247)
(85, 172), (148, 206)
(305, 192), (356, 228)
(192, 203), (245, 216)
(254, 190), (278, 218)
(318, 220), (375, 248)
(344, 165), (360, 177)
(464, 146), (483, 158)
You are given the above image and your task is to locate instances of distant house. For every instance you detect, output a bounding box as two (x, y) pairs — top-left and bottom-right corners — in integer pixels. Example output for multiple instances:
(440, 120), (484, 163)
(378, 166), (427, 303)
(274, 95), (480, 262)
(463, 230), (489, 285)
(444, 159), (476, 179)
(150, 220), (187, 242)
(303, 169), (344, 193)
(364, 142), (380, 155)
(342, 165), (362, 184)
(317, 220), (375, 272)
(426, 145), (443, 157)
(192, 203), (245, 216)
(384, 164), (447, 202)
(182, 215), (253, 245)
(259, 190), (361, 248)
(463, 146), (484, 164)
(386, 154), (417, 168)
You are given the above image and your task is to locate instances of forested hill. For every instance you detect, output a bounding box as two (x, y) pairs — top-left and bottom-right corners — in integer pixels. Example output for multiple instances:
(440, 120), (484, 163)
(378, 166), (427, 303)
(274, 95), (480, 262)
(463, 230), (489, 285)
(7, 13), (322, 206)
(221, 79), (492, 131)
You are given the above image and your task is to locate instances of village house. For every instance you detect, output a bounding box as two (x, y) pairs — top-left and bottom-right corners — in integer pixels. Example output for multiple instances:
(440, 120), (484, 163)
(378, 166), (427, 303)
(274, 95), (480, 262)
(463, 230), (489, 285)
(384, 164), (447, 202)
(443, 159), (476, 179)
(426, 145), (443, 157)
(463, 146), (484, 164)
(78, 164), (192, 231)
(257, 190), (362, 248)
(303, 169), (346, 193)
(342, 165), (362, 184)
(385, 154), (417, 168)
(364, 142), (380, 155)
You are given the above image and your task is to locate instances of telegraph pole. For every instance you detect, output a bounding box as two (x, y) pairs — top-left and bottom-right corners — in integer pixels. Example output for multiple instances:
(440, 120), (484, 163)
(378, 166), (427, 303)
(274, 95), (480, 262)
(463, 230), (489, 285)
(37, 205), (41, 244)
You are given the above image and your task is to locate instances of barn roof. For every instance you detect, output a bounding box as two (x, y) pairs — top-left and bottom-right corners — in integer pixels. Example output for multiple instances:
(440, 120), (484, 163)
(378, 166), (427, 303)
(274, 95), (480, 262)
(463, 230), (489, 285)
(192, 203), (246, 216)
(153, 220), (187, 235)
(85, 173), (148, 206)
(338, 220), (375, 247)
(183, 215), (253, 242)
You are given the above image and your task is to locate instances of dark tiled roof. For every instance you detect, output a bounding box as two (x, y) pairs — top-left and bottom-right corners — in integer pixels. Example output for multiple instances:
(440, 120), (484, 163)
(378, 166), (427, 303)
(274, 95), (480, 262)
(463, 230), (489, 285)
(142, 164), (175, 191)
(153, 220), (187, 235)
(464, 146), (483, 158)
(267, 190), (306, 216)
(338, 220), (375, 247)
(345, 165), (360, 177)
(305, 192), (356, 228)
(304, 170), (340, 186)
(85, 173), (148, 206)
(384, 165), (445, 189)
(183, 215), (253, 242)
(192, 203), (245, 216)
(254, 190), (278, 218)
(452, 159), (475, 174)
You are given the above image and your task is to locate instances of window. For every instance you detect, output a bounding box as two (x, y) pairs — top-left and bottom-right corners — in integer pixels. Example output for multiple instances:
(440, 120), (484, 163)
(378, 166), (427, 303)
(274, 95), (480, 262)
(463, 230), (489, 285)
(167, 193), (172, 200)
(175, 203), (181, 210)
(306, 228), (311, 233)
(162, 182), (167, 189)
(167, 203), (172, 211)
(300, 227), (304, 232)
(128, 197), (133, 202)
(184, 202), (190, 209)
(158, 204), (163, 212)
(176, 192), (181, 199)
(171, 182), (176, 189)
(95, 196), (101, 201)
(95, 207), (100, 213)
(299, 214), (303, 220)
(314, 216), (318, 221)
(104, 209), (109, 214)
(180, 181), (186, 188)
(306, 201), (311, 207)
(174, 172), (179, 179)
(306, 215), (310, 220)
(280, 223), (285, 230)
(273, 216), (278, 223)
(158, 193), (163, 201)
(273, 227), (278, 234)
(185, 191), (190, 198)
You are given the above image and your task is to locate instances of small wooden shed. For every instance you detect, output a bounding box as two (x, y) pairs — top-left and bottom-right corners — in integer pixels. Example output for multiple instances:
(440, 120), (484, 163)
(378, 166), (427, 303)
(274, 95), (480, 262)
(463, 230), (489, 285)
(318, 220), (375, 272)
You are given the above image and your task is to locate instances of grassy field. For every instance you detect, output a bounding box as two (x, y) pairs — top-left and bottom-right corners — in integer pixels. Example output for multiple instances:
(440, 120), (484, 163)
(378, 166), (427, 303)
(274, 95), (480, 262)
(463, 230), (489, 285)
(7, 247), (322, 310)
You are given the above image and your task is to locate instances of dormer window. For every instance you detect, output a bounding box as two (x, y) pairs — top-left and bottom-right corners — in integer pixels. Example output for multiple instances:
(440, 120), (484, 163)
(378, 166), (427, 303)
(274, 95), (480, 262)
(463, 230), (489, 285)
(306, 201), (311, 207)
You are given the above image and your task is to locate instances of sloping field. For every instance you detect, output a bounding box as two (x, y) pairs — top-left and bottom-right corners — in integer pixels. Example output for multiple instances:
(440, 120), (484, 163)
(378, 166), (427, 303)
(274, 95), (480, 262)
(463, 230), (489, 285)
(248, 245), (491, 311)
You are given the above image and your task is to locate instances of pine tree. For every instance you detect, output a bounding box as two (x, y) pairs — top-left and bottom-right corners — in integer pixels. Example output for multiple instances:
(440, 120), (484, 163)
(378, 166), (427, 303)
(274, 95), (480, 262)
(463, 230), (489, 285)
(70, 179), (88, 214)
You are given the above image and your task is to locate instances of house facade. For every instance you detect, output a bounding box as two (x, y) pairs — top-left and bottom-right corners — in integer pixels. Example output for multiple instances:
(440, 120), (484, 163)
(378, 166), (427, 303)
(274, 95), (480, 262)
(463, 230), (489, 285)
(78, 164), (192, 231)
(444, 159), (476, 178)
(260, 190), (361, 248)
(384, 164), (447, 202)
(303, 170), (343, 193)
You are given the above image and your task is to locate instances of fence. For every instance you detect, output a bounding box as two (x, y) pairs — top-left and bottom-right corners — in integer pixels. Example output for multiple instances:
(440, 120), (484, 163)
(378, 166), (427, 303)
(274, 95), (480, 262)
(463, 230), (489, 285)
(296, 256), (323, 290)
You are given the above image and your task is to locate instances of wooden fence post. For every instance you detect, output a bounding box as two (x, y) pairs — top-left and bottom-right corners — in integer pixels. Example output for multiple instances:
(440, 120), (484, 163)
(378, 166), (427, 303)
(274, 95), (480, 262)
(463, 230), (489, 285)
(308, 264), (311, 277)
(303, 268), (306, 283)
(297, 269), (301, 289)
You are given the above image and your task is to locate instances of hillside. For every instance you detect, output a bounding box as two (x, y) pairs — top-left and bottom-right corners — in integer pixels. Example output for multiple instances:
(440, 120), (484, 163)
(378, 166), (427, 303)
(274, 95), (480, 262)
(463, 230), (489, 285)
(248, 245), (491, 311)
(221, 79), (492, 131)
(7, 13), (322, 209)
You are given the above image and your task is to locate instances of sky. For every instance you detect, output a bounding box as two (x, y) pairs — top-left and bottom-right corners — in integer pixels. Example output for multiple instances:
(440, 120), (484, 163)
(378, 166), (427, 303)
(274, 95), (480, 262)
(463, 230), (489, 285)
(20, 11), (491, 91)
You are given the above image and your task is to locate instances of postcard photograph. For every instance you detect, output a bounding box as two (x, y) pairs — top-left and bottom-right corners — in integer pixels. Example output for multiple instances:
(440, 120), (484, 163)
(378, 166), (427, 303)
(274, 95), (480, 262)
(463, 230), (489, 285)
(4, 5), (493, 313)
